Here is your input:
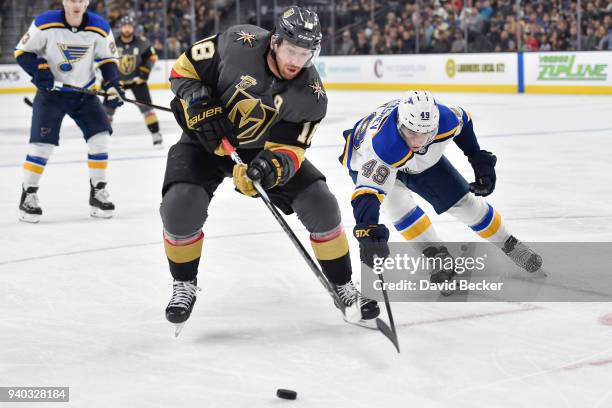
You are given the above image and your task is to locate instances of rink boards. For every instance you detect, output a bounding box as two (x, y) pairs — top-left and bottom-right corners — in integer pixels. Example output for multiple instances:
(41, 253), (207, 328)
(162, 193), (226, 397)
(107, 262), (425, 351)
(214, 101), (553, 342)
(1, 51), (610, 95)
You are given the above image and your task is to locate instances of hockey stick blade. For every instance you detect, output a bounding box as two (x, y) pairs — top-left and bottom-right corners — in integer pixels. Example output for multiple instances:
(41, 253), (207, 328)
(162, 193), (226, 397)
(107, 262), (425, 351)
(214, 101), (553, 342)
(377, 273), (400, 353)
(376, 318), (400, 353)
(23, 97), (33, 107)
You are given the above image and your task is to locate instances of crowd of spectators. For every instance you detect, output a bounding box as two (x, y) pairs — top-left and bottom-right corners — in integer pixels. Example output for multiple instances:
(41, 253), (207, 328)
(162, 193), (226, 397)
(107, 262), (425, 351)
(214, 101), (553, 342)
(45, 0), (612, 55)
(335, 0), (612, 54)
(49, 0), (226, 58)
(0, 0), (10, 31)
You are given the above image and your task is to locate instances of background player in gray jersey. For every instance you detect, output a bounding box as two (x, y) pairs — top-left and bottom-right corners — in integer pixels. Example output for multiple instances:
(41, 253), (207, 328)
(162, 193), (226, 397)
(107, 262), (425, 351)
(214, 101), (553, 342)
(160, 6), (379, 334)
(104, 16), (162, 147)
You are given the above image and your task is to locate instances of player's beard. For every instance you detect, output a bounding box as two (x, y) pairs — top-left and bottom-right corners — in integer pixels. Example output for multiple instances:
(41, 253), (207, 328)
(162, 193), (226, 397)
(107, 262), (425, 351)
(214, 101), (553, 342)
(280, 63), (301, 80)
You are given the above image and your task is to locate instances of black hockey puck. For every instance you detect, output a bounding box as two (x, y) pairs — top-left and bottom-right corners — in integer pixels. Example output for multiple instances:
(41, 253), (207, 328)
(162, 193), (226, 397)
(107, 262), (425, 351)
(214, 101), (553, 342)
(276, 389), (297, 400)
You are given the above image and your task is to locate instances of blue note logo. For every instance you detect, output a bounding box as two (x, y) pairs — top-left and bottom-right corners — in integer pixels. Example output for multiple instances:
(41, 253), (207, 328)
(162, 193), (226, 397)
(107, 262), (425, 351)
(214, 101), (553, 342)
(57, 44), (90, 72)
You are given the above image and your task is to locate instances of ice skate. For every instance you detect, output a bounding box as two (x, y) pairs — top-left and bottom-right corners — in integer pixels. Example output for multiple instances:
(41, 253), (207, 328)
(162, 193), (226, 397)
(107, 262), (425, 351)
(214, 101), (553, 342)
(19, 185), (42, 223)
(89, 180), (115, 218)
(166, 279), (199, 337)
(152, 132), (163, 148)
(423, 246), (457, 296)
(333, 280), (380, 328)
(502, 235), (543, 273)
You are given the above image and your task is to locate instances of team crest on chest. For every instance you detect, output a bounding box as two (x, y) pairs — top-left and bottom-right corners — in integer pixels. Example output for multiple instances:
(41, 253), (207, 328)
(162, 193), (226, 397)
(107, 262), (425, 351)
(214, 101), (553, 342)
(309, 81), (326, 101)
(57, 44), (90, 72)
(235, 31), (257, 47)
(119, 54), (137, 75)
(226, 79), (278, 144)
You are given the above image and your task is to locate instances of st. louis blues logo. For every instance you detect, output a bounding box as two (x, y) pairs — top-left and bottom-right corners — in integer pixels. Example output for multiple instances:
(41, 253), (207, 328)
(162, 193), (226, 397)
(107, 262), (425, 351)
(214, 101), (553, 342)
(57, 44), (90, 72)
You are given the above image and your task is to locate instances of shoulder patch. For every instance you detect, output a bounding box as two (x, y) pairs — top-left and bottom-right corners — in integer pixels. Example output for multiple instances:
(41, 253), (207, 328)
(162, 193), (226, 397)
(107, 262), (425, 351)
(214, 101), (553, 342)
(35, 10), (65, 30)
(432, 103), (462, 142)
(308, 80), (326, 101)
(84, 11), (111, 37)
(234, 30), (257, 47)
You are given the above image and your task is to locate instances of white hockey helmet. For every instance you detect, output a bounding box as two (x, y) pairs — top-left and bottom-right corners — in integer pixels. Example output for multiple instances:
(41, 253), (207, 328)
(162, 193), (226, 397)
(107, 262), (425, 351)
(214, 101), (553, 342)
(397, 90), (439, 150)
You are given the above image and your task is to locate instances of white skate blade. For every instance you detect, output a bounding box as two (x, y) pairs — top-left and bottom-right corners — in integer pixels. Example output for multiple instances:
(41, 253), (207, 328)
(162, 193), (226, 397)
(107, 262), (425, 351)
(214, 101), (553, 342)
(173, 323), (186, 338)
(19, 211), (40, 223)
(90, 207), (113, 219)
(531, 267), (549, 278)
(343, 316), (378, 330)
(343, 302), (362, 323)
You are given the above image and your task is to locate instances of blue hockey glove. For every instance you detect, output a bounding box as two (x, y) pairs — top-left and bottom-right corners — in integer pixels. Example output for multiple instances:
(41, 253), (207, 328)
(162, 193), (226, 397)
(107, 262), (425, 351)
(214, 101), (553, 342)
(31, 59), (54, 90)
(102, 79), (125, 109)
(468, 150), (497, 197)
(353, 223), (390, 269)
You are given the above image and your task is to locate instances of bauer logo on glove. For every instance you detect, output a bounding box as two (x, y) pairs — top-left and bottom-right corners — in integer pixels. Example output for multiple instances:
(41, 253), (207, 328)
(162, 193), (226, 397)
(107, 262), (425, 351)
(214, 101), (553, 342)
(187, 106), (224, 129)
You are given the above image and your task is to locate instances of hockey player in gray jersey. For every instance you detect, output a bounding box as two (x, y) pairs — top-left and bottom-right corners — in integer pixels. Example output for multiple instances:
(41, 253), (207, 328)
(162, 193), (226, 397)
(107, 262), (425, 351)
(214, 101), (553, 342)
(161, 6), (379, 333)
(15, 0), (124, 222)
(105, 16), (162, 147)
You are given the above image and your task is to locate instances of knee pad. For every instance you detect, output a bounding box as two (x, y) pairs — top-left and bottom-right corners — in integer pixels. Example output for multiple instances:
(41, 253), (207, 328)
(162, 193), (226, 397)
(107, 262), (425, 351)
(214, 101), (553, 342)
(160, 183), (209, 237)
(293, 180), (342, 233)
(87, 131), (111, 154)
(446, 192), (489, 226)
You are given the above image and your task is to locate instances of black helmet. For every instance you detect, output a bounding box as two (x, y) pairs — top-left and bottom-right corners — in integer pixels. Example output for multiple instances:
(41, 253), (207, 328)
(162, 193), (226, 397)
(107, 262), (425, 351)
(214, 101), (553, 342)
(275, 6), (322, 51)
(118, 15), (135, 27)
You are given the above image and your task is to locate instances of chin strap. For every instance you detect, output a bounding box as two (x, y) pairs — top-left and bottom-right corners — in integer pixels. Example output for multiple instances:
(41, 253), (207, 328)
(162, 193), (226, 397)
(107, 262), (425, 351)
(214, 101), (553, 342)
(269, 47), (286, 80)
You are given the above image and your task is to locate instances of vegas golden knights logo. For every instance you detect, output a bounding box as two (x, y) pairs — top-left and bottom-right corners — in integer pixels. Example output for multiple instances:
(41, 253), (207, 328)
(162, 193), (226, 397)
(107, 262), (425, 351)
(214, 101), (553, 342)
(226, 77), (278, 144)
(119, 54), (137, 75)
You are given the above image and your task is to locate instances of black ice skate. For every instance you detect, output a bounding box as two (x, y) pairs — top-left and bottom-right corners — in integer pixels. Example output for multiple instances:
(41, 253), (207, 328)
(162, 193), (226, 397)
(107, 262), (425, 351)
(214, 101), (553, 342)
(19, 185), (42, 223)
(166, 279), (200, 337)
(89, 180), (115, 218)
(423, 246), (457, 296)
(333, 280), (380, 326)
(151, 132), (163, 148)
(502, 235), (543, 273)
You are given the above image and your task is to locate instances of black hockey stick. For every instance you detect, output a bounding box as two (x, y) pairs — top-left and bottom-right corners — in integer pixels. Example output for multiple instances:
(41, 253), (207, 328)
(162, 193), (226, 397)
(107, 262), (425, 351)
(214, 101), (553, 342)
(376, 273), (400, 352)
(221, 138), (400, 352)
(23, 97), (33, 107)
(53, 82), (173, 112)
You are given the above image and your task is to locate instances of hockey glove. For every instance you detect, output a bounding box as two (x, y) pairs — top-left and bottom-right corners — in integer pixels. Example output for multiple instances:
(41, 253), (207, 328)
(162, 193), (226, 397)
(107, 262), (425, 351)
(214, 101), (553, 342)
(31, 59), (54, 91)
(171, 98), (238, 154)
(232, 150), (284, 197)
(102, 79), (125, 109)
(353, 223), (390, 269)
(468, 149), (497, 197)
(232, 164), (258, 197)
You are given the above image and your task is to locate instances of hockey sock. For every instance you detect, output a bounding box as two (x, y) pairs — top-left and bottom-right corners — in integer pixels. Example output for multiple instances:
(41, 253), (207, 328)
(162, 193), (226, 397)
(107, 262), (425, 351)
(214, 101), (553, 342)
(164, 230), (204, 281)
(144, 111), (160, 134)
(310, 226), (352, 285)
(87, 132), (110, 185)
(23, 143), (54, 188)
(447, 193), (510, 243)
(393, 206), (441, 242)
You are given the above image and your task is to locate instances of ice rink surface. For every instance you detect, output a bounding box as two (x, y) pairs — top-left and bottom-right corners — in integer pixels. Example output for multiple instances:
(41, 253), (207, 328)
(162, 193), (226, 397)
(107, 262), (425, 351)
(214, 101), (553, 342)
(1, 89), (612, 407)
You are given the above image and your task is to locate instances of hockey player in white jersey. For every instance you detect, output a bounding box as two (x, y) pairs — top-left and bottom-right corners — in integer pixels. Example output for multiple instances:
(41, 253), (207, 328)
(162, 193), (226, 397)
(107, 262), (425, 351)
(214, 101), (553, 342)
(15, 0), (124, 222)
(340, 90), (543, 285)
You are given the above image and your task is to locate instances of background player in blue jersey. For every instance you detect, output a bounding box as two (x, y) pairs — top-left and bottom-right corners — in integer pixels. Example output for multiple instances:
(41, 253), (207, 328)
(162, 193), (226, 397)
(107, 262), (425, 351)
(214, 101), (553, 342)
(15, 0), (125, 222)
(340, 90), (543, 284)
